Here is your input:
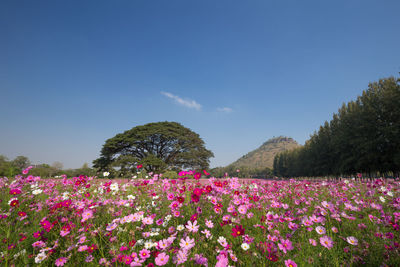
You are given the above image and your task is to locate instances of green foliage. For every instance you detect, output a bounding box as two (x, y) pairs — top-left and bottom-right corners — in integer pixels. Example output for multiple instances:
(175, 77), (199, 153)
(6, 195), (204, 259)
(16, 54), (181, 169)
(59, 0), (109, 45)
(274, 76), (400, 177)
(162, 170), (178, 179)
(93, 121), (214, 174)
(0, 155), (28, 177)
(211, 165), (272, 178)
(12, 156), (31, 170)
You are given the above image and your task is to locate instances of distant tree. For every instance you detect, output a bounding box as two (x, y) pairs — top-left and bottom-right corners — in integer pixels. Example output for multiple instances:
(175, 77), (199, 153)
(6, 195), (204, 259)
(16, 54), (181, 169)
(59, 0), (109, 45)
(12, 156), (31, 170)
(93, 121), (214, 174)
(51, 161), (64, 171)
(30, 164), (55, 178)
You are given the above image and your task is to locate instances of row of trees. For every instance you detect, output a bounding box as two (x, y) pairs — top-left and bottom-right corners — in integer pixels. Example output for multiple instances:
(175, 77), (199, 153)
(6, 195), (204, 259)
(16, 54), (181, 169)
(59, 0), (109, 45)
(0, 155), (96, 178)
(273, 76), (400, 177)
(211, 165), (272, 178)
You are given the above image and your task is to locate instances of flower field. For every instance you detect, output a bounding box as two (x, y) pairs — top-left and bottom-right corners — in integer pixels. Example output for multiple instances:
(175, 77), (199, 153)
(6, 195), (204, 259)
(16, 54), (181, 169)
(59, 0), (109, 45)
(1, 169), (400, 266)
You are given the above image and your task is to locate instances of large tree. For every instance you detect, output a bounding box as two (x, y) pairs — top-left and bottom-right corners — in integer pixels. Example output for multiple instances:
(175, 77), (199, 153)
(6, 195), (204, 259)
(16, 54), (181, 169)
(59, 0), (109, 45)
(93, 122), (214, 173)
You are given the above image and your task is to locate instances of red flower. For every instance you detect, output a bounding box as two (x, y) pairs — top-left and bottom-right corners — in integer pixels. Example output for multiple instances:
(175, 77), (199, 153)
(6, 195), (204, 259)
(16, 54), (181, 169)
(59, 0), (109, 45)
(10, 199), (19, 207)
(267, 254), (278, 262)
(194, 172), (201, 180)
(203, 170), (210, 176)
(205, 185), (212, 193)
(193, 188), (202, 196)
(18, 211), (26, 217)
(231, 225), (245, 237)
(129, 240), (136, 247)
(191, 193), (200, 203)
(137, 164), (143, 169)
(177, 196), (185, 203)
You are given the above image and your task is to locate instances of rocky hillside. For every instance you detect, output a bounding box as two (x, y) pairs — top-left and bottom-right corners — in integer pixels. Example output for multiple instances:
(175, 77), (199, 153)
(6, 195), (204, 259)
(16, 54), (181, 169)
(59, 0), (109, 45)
(229, 136), (299, 169)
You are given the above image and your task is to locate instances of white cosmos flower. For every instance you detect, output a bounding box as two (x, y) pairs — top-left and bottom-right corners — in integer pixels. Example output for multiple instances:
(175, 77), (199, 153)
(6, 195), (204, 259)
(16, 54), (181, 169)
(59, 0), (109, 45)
(35, 252), (47, 263)
(144, 240), (155, 249)
(110, 183), (119, 191)
(379, 196), (386, 203)
(387, 191), (393, 197)
(177, 225), (184, 231)
(127, 195), (136, 200)
(103, 172), (110, 177)
(241, 243), (250, 251)
(32, 189), (43, 195)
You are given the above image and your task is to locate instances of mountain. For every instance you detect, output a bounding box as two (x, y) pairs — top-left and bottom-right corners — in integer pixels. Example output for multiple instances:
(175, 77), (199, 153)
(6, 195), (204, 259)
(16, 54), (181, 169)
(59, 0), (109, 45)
(229, 136), (300, 169)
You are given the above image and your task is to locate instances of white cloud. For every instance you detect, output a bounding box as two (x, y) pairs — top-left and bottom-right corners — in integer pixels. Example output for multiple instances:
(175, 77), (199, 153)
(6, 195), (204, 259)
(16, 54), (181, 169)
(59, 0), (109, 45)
(161, 91), (202, 111)
(217, 107), (233, 113)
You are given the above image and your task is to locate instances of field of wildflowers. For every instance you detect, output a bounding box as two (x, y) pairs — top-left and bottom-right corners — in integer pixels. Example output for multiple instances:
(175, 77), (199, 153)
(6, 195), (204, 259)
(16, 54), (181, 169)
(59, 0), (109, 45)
(1, 167), (400, 266)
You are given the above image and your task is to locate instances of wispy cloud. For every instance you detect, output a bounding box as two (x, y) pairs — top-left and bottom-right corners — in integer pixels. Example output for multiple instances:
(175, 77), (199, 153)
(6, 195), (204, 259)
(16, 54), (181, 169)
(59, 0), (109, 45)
(161, 91), (202, 110)
(217, 107), (233, 113)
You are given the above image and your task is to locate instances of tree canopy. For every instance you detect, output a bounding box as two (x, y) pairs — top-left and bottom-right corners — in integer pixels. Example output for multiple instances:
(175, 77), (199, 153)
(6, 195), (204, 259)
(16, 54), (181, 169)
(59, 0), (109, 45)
(93, 121), (214, 174)
(273, 76), (400, 177)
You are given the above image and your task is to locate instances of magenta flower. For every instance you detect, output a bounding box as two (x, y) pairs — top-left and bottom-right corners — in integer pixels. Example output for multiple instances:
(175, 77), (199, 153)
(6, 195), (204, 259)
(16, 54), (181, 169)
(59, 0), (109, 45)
(320, 235), (334, 249)
(55, 257), (67, 266)
(285, 259), (297, 267)
(155, 252), (169, 266)
(139, 248), (151, 259)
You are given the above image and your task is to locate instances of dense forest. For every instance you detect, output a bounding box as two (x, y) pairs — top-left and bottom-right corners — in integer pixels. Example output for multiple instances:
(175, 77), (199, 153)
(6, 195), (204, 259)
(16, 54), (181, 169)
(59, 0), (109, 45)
(273, 76), (400, 178)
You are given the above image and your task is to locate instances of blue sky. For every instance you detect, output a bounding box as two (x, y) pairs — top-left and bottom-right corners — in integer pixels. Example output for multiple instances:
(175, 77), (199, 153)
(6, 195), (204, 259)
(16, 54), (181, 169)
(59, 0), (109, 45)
(1, 0), (399, 169)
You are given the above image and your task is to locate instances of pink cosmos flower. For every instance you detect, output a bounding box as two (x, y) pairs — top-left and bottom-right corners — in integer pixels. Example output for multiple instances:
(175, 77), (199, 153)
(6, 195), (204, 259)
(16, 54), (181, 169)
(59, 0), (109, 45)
(309, 238), (317, 246)
(60, 230), (70, 237)
(186, 220), (199, 232)
(201, 229), (212, 239)
(315, 226), (326, 235)
(320, 235), (333, 249)
(142, 216), (154, 225)
(32, 240), (46, 248)
(215, 253), (228, 267)
(278, 239), (293, 254)
(81, 210), (93, 222)
(106, 222), (117, 231)
(285, 259), (297, 267)
(179, 236), (195, 251)
(238, 205), (247, 214)
(176, 250), (188, 264)
(78, 245), (88, 252)
(205, 219), (214, 228)
(155, 252), (169, 266)
(346, 236), (358, 246)
(55, 257), (67, 266)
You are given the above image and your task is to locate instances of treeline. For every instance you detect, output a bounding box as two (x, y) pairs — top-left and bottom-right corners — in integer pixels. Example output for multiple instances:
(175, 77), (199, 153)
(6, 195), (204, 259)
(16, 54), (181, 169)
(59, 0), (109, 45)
(0, 155), (96, 178)
(211, 165), (272, 178)
(273, 76), (400, 177)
